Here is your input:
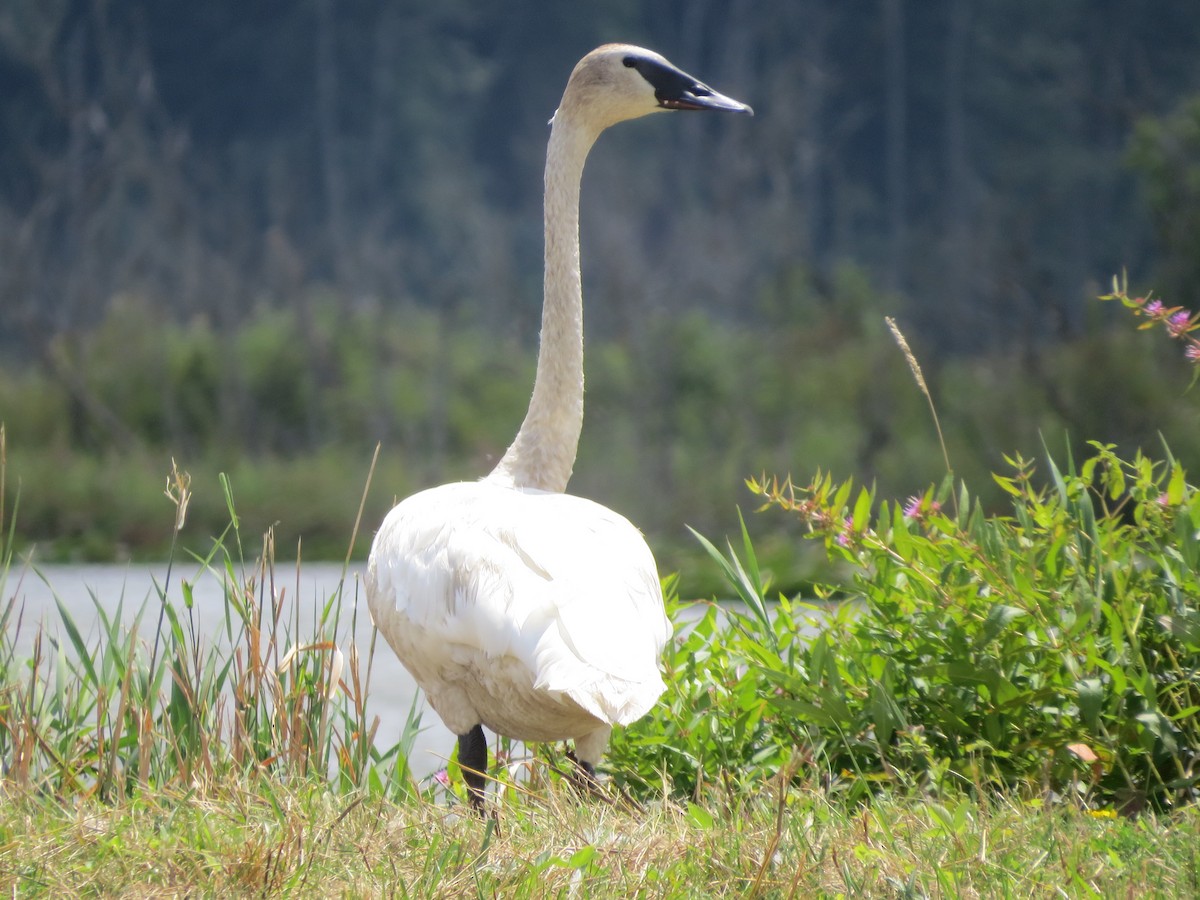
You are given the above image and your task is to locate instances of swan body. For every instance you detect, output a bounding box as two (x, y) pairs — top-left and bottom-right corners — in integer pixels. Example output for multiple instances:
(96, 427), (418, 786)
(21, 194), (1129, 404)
(369, 481), (670, 760)
(366, 44), (751, 808)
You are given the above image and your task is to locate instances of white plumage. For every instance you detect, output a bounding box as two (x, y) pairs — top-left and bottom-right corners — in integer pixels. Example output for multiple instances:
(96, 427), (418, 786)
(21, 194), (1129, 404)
(365, 44), (751, 809)
(369, 482), (669, 734)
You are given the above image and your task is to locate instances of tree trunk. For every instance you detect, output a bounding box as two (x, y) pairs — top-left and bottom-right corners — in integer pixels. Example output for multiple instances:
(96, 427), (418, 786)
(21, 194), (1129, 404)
(315, 0), (347, 286)
(882, 0), (907, 295)
(943, 0), (973, 345)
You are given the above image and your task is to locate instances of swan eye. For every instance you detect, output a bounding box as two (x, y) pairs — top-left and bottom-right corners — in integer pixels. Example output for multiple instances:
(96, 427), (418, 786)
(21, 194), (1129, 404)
(622, 56), (638, 68)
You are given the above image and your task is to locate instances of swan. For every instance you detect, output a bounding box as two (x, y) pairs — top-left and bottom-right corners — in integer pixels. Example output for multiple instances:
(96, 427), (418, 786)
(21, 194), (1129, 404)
(366, 44), (751, 811)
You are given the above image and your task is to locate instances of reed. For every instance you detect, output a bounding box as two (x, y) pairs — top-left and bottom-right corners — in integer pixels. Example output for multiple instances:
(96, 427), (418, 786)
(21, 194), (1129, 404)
(885, 315), (952, 478)
(0, 450), (423, 803)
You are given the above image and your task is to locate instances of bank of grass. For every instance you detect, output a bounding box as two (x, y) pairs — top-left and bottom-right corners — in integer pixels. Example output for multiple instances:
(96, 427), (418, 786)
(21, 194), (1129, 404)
(1, 472), (1198, 897)
(3, 776), (1198, 897)
(4, 291), (1200, 897)
(4, 443), (794, 599)
(5, 445), (416, 563)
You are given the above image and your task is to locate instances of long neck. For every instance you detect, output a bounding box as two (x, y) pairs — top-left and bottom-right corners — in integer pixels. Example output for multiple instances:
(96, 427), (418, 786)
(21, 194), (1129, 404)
(488, 113), (599, 491)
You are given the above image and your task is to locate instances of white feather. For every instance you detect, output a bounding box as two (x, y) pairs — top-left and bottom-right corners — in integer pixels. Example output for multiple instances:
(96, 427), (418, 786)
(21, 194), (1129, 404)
(367, 481), (670, 740)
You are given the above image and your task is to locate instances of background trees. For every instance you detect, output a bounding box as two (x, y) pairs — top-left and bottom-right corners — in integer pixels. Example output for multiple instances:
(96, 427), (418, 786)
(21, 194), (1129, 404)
(2, 1), (1200, 564)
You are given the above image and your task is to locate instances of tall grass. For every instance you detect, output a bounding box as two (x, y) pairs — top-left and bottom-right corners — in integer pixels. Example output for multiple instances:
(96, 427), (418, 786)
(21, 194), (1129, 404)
(0, 443), (424, 803)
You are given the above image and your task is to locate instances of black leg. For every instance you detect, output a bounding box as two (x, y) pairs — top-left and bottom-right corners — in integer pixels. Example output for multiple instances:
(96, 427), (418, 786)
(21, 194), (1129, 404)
(564, 747), (599, 793)
(458, 724), (488, 813)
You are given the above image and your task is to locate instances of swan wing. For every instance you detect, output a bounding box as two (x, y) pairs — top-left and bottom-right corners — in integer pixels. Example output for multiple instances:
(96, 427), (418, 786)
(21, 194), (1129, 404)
(508, 489), (671, 724)
(500, 489), (670, 672)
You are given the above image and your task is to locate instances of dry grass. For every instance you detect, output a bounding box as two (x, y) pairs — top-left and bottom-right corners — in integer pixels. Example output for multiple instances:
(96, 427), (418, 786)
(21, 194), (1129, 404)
(2, 775), (1197, 898)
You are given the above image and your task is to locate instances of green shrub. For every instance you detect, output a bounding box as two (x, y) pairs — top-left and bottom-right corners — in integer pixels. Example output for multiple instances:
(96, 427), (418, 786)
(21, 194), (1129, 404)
(613, 443), (1200, 813)
(614, 282), (1200, 812)
(605, 572), (795, 801)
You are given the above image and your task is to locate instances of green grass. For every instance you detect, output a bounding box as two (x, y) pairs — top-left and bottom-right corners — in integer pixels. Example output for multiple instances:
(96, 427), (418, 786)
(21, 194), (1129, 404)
(2, 777), (1197, 897)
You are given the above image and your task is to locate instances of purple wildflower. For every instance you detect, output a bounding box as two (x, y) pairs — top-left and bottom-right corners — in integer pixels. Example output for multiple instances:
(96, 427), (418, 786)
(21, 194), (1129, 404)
(836, 517), (853, 547)
(433, 768), (451, 788)
(1167, 310), (1192, 337)
(903, 494), (942, 521)
(1186, 343), (1200, 363)
(1145, 299), (1164, 316)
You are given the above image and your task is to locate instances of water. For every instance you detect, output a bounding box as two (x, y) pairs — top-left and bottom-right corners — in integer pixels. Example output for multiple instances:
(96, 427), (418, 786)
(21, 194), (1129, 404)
(2, 560), (454, 778)
(3, 561), (832, 783)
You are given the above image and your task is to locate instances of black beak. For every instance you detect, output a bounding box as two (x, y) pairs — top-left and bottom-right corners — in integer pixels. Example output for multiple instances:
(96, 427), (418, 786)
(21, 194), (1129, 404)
(660, 86), (753, 115)
(626, 55), (754, 116)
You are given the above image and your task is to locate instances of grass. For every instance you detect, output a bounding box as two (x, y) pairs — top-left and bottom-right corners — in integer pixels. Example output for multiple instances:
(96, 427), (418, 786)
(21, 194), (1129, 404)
(0, 444), (420, 804)
(2, 429), (1200, 897)
(3, 541), (1199, 895)
(2, 777), (1197, 897)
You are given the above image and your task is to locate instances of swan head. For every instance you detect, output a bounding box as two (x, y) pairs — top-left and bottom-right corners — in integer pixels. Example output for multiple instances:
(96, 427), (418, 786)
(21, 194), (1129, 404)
(555, 44), (753, 133)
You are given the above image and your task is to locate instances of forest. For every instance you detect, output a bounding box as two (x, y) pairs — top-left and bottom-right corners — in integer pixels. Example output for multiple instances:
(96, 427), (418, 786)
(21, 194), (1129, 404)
(2, 0), (1200, 574)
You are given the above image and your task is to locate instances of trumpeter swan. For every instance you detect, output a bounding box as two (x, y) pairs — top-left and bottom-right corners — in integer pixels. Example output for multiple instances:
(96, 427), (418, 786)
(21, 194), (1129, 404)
(366, 44), (751, 811)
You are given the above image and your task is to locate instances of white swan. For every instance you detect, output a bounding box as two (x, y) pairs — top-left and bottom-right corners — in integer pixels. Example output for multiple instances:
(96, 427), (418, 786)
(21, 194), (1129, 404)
(366, 44), (751, 810)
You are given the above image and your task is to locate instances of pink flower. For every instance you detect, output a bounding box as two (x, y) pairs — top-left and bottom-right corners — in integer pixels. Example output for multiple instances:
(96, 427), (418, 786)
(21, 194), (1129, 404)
(1186, 343), (1200, 363)
(1167, 310), (1192, 337)
(433, 768), (451, 788)
(903, 495), (942, 521)
(836, 517), (853, 547)
(1145, 299), (1164, 316)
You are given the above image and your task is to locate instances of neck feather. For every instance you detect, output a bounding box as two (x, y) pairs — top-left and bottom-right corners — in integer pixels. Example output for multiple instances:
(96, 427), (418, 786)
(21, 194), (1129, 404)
(488, 114), (599, 491)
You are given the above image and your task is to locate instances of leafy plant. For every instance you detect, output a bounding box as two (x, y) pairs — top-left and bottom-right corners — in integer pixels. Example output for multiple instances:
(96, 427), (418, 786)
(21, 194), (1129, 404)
(607, 571), (781, 801)
(607, 526), (834, 803)
(1100, 272), (1200, 381)
(755, 440), (1199, 811)
(616, 285), (1200, 815)
(615, 440), (1200, 813)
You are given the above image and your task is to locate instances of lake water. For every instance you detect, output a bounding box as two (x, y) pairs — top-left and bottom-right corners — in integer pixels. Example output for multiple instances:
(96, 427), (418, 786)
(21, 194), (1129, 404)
(2, 560), (455, 777)
(3, 561), (827, 782)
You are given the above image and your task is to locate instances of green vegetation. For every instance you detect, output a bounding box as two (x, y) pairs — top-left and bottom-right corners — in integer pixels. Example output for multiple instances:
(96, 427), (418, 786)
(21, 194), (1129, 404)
(2, 286), (1199, 895)
(609, 282), (1200, 816)
(6, 270), (1200, 590)
(2, 525), (1199, 895)
(3, 780), (1198, 896)
(611, 442), (1200, 815)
